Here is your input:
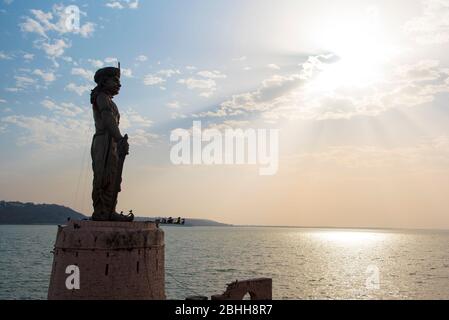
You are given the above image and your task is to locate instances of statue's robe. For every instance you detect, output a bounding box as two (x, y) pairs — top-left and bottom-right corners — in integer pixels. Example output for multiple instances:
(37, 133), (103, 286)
(91, 92), (121, 218)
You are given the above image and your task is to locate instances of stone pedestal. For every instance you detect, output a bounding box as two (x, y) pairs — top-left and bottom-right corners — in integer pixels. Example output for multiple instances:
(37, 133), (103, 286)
(47, 220), (165, 300)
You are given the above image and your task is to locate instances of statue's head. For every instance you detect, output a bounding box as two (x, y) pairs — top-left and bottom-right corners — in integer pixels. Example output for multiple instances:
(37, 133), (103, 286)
(94, 67), (121, 96)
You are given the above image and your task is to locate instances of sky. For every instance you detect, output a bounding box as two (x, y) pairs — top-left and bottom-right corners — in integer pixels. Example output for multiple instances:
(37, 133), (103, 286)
(1, 0), (449, 229)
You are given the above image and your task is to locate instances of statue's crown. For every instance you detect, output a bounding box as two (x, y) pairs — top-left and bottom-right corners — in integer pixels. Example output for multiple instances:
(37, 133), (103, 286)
(94, 66), (120, 84)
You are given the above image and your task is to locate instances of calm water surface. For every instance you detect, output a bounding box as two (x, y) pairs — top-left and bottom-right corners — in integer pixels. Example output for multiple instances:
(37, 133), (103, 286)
(1, 225), (449, 299)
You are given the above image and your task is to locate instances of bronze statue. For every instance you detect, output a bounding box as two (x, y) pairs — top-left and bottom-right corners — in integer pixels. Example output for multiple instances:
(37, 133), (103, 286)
(90, 65), (134, 221)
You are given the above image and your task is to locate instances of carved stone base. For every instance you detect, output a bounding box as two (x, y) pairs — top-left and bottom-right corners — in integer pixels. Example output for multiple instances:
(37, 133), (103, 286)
(47, 220), (165, 300)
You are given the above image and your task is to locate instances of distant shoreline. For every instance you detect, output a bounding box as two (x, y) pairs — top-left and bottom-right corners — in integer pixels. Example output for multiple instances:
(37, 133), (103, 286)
(1, 222), (449, 233)
(230, 224), (449, 232)
(2, 200), (448, 232)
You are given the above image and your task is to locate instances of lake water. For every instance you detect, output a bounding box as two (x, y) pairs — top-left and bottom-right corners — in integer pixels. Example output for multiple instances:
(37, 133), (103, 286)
(1, 225), (449, 300)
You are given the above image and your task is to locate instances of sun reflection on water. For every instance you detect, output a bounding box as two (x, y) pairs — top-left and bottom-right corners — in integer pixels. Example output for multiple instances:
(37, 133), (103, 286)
(311, 230), (388, 246)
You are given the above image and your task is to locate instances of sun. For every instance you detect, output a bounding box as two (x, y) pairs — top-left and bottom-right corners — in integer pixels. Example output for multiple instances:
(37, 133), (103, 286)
(308, 7), (397, 92)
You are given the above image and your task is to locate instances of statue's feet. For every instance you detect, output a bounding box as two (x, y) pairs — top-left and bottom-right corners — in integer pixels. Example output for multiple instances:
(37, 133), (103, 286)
(109, 211), (134, 222)
(91, 211), (134, 222)
(91, 212), (110, 221)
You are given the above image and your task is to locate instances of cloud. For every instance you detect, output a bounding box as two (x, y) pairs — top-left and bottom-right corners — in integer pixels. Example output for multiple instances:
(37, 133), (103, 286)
(178, 70), (226, 97)
(39, 39), (71, 58)
(105, 2), (124, 9)
(267, 64), (281, 70)
(1, 114), (91, 150)
(128, 0), (139, 9)
(88, 57), (124, 69)
(197, 70), (226, 79)
(71, 67), (94, 81)
(177, 78), (217, 97)
(119, 108), (158, 146)
(166, 101), (181, 109)
(191, 52), (449, 122)
(136, 55), (148, 62)
(106, 0), (139, 10)
(77, 22), (95, 38)
(403, 0), (449, 45)
(20, 5), (97, 61)
(33, 69), (56, 83)
(0, 51), (13, 60)
(65, 83), (91, 96)
(196, 72), (302, 117)
(157, 69), (181, 78)
(104, 57), (118, 64)
(88, 59), (104, 68)
(121, 109), (153, 129)
(143, 68), (181, 86)
(1, 93), (91, 150)
(206, 120), (251, 131)
(14, 75), (36, 89)
(170, 112), (188, 119)
(61, 56), (73, 63)
(143, 75), (165, 86)
(5, 88), (20, 93)
(130, 129), (158, 146)
(41, 99), (83, 117)
(20, 5), (95, 39)
(121, 68), (133, 78)
(20, 16), (47, 38)
(23, 53), (34, 61)
(232, 56), (247, 62)
(394, 60), (442, 82)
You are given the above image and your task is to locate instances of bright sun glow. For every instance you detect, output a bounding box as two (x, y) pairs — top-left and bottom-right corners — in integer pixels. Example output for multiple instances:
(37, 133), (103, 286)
(309, 7), (398, 92)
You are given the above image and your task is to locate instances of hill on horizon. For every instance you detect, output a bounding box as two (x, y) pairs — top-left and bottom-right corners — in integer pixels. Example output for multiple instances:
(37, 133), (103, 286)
(0, 200), (86, 225)
(0, 200), (231, 226)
